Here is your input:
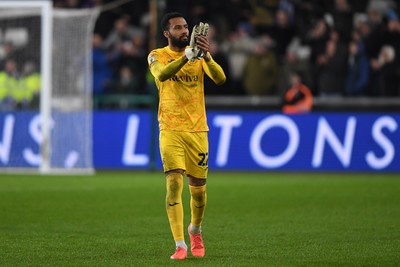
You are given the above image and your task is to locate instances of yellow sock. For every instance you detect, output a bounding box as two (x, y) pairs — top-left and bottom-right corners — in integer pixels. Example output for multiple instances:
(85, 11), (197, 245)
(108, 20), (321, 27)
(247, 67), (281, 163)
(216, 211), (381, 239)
(189, 184), (207, 227)
(166, 173), (184, 241)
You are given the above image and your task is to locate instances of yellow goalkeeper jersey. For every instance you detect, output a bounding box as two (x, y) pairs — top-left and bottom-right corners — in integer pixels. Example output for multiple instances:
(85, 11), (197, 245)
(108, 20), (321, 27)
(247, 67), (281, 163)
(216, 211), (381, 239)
(148, 46), (226, 132)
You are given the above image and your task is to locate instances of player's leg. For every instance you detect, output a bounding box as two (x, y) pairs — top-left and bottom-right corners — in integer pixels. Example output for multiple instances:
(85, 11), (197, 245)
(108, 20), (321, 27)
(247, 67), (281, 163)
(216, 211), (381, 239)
(166, 170), (187, 259)
(187, 175), (207, 234)
(185, 132), (208, 257)
(159, 130), (188, 260)
(187, 175), (207, 257)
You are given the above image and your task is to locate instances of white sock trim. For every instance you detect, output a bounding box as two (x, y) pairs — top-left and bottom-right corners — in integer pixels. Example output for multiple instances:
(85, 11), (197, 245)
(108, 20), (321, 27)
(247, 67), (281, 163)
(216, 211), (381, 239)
(189, 224), (202, 234)
(175, 240), (187, 250)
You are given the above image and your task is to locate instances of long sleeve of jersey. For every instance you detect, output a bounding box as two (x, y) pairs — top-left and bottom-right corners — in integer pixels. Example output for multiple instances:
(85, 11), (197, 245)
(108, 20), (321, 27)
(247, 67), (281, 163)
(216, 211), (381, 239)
(202, 56), (226, 85)
(149, 56), (187, 82)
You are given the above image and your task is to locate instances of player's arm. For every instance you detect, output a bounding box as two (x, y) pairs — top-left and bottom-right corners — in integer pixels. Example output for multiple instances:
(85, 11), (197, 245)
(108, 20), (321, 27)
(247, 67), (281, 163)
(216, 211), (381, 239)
(202, 54), (226, 86)
(148, 52), (188, 82)
(195, 35), (226, 86)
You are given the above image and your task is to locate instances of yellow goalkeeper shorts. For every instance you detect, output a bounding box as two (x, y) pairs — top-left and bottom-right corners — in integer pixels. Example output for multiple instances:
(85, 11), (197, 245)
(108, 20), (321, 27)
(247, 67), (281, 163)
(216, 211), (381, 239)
(159, 130), (209, 179)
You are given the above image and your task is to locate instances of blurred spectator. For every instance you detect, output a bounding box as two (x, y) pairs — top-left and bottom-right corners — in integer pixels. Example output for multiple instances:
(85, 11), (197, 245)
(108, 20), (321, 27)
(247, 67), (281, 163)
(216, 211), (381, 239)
(0, 67), (10, 109)
(198, 0), (251, 42)
(0, 42), (29, 70)
(282, 71), (313, 114)
(367, 0), (397, 16)
(267, 8), (297, 61)
(0, 42), (15, 62)
(344, 38), (369, 96)
(384, 9), (400, 95)
(223, 0), (253, 34)
(103, 15), (145, 55)
(278, 0), (295, 23)
(370, 45), (398, 96)
(356, 9), (384, 60)
(22, 62), (41, 108)
(293, 0), (331, 40)
(102, 14), (147, 95)
(305, 18), (331, 65)
(331, 0), (354, 43)
(0, 59), (29, 110)
(92, 33), (115, 95)
(115, 32), (147, 94)
(242, 39), (278, 96)
(249, 0), (279, 34)
(382, 9), (400, 68)
(277, 38), (312, 95)
(189, 3), (208, 25)
(304, 18), (331, 94)
(112, 65), (139, 94)
(221, 22), (257, 95)
(315, 38), (348, 96)
(83, 0), (116, 39)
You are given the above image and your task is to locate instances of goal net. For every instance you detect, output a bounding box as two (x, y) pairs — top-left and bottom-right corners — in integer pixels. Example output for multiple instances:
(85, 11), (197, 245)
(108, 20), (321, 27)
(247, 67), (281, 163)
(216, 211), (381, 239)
(0, 1), (99, 174)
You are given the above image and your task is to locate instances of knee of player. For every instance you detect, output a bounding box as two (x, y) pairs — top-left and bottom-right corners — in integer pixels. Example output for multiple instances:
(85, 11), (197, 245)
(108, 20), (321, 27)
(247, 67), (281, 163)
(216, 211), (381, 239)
(166, 169), (184, 176)
(188, 176), (206, 186)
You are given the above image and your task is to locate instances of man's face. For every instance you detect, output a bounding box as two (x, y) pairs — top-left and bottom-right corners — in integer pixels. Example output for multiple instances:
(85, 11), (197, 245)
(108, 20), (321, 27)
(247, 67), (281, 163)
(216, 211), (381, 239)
(166, 17), (189, 48)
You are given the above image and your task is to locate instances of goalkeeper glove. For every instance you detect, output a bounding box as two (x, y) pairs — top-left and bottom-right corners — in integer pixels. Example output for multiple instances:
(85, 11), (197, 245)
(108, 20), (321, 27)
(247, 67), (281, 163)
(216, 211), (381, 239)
(185, 22), (209, 61)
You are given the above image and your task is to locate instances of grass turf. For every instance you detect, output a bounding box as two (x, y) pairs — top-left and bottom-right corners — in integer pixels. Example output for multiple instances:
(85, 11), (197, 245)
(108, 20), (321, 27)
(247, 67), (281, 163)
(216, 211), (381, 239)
(0, 172), (399, 266)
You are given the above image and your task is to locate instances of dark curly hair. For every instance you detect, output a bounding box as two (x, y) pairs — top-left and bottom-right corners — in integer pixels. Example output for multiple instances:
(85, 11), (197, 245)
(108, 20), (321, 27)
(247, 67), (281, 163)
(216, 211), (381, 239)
(161, 12), (185, 31)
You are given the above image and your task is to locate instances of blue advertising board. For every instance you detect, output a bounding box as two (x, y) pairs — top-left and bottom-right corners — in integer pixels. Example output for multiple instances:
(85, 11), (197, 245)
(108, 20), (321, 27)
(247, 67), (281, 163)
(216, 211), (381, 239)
(206, 112), (400, 171)
(1, 111), (399, 172)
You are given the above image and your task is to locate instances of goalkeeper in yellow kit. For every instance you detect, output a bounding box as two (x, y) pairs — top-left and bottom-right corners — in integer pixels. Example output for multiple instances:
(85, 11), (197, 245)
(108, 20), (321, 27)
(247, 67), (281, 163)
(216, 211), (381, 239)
(148, 12), (226, 260)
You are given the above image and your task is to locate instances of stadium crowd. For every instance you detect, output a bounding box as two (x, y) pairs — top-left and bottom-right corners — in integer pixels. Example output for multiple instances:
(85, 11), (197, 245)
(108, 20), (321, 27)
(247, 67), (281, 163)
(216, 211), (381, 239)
(90, 0), (400, 99)
(0, 0), (399, 110)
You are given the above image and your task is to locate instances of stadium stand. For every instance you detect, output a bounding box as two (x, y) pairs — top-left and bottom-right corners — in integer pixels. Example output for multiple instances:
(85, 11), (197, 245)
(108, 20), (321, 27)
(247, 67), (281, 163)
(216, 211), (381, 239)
(1, 0), (399, 111)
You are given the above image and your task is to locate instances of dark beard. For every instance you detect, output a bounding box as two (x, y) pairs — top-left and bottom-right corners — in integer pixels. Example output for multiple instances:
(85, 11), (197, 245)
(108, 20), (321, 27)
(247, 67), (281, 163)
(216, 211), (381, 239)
(170, 35), (189, 48)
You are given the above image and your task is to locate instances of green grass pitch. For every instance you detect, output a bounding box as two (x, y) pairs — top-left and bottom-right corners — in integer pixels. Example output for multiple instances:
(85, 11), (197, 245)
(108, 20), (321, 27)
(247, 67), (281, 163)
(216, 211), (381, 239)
(0, 171), (399, 266)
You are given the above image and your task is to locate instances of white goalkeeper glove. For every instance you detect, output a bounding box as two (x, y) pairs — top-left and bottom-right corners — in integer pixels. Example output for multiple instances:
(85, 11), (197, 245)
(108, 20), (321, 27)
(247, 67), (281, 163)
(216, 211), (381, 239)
(185, 22), (209, 61)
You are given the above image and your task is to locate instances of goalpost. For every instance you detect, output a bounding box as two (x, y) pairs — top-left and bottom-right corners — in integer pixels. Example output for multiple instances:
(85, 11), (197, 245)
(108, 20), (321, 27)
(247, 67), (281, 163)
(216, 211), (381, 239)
(0, 1), (99, 174)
